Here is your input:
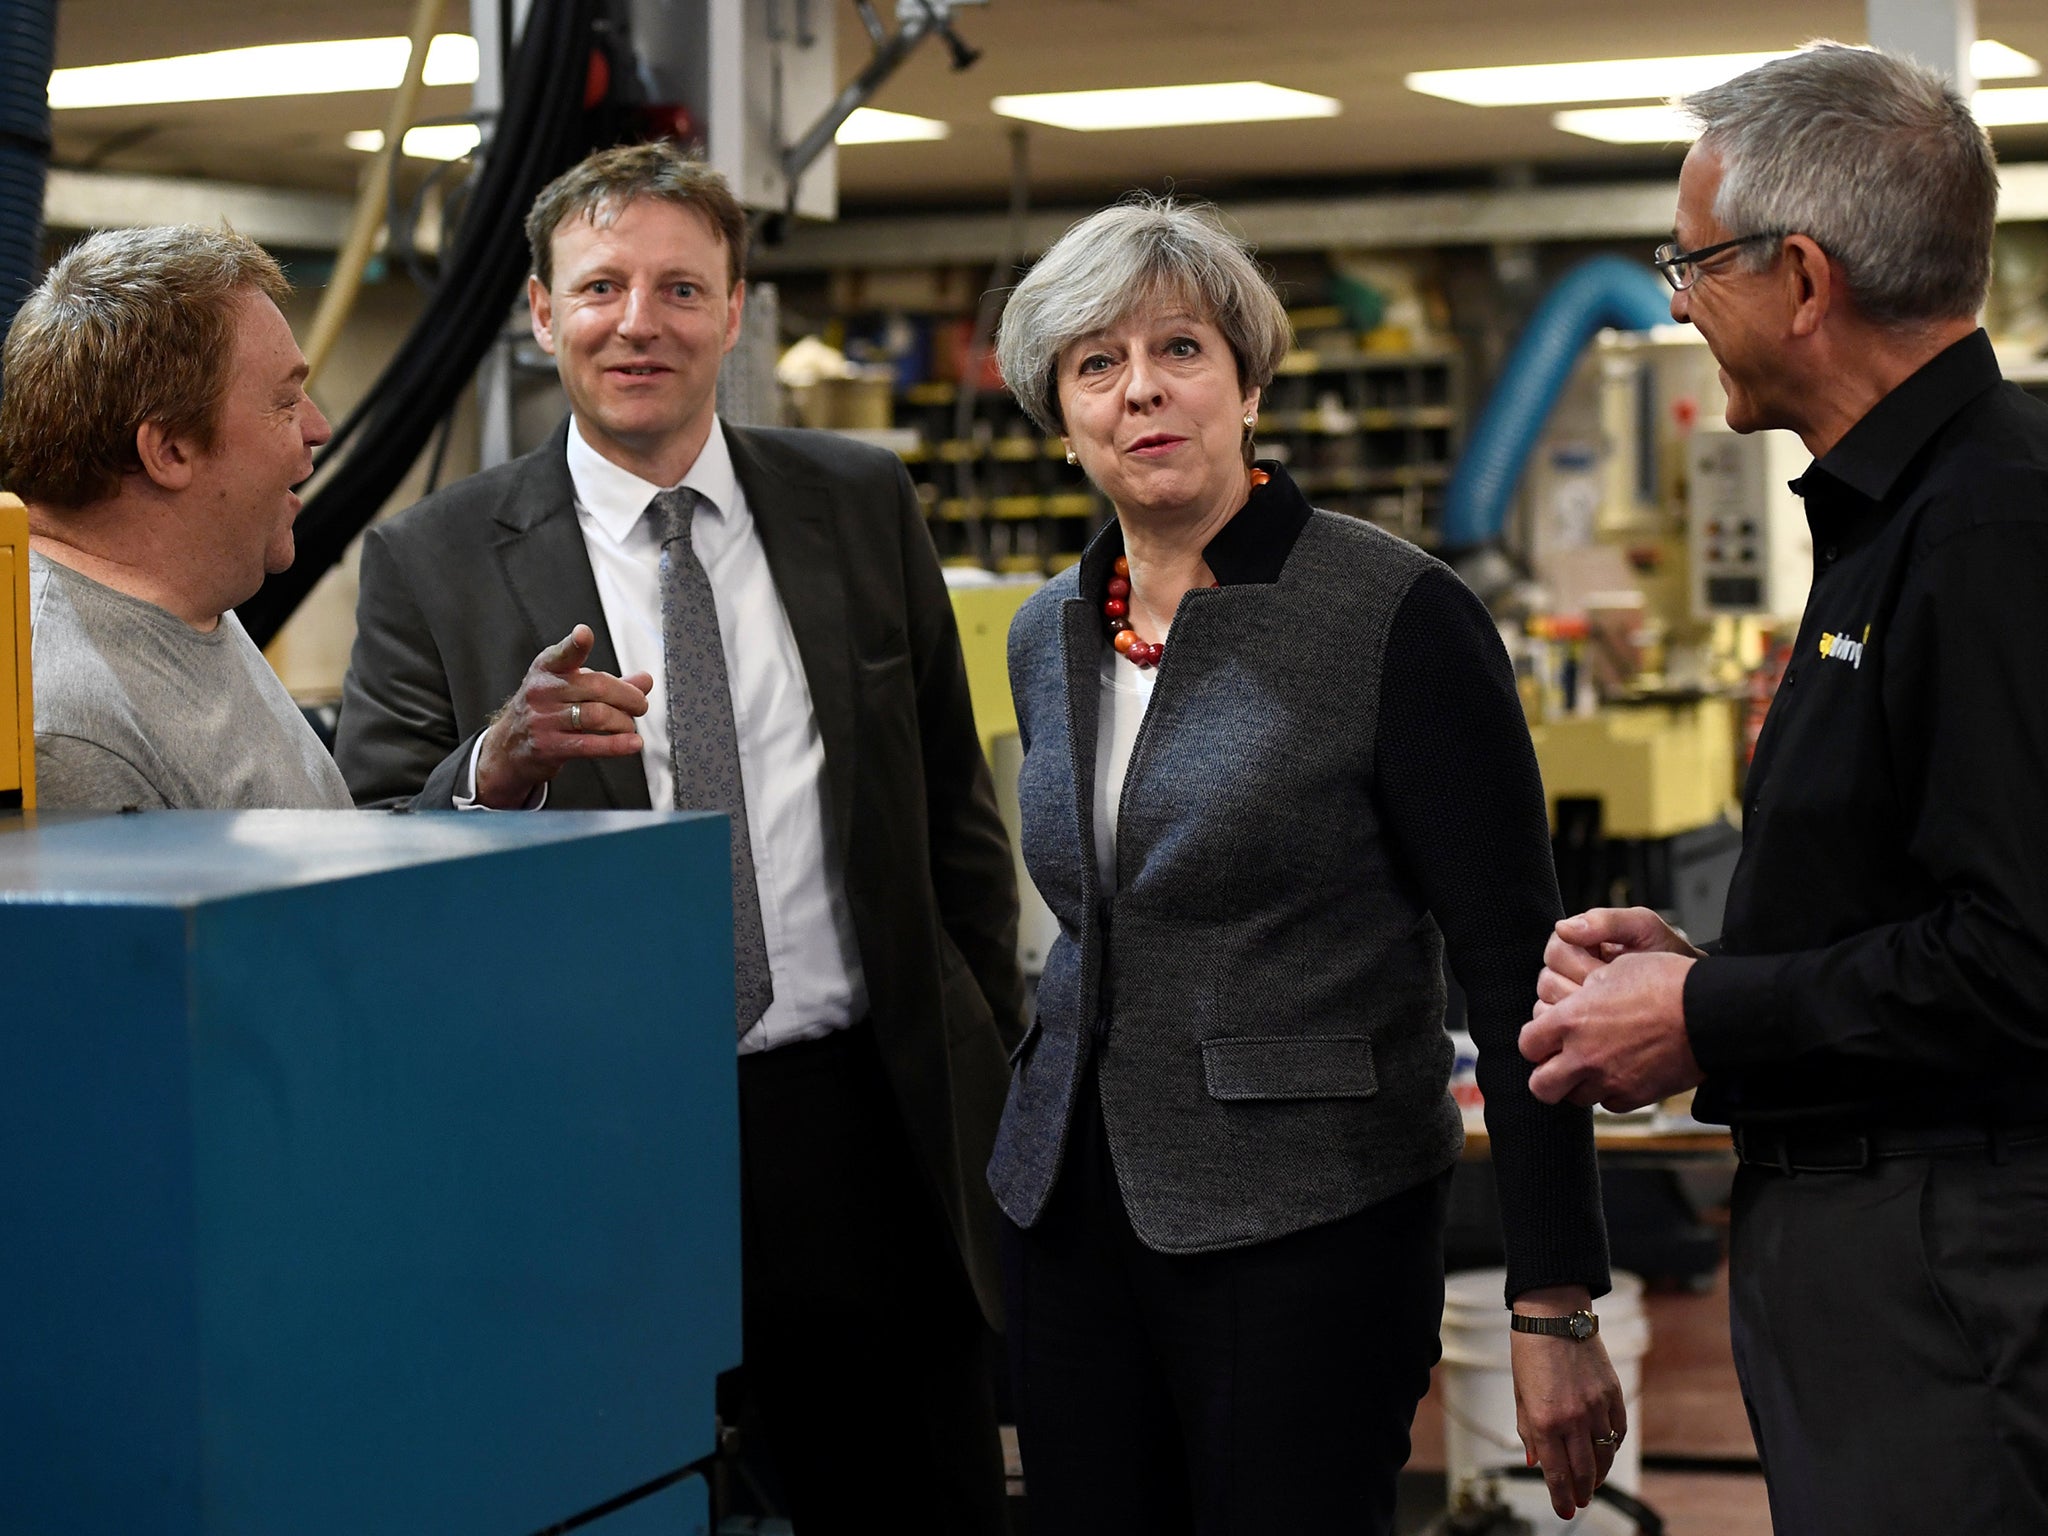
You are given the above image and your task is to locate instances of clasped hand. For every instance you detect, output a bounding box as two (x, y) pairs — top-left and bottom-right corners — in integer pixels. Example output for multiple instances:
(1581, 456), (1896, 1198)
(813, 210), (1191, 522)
(474, 625), (654, 808)
(1518, 907), (1708, 1112)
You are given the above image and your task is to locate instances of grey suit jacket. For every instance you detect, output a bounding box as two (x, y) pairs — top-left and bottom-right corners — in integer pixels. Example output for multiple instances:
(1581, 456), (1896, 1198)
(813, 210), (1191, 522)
(336, 418), (1025, 1323)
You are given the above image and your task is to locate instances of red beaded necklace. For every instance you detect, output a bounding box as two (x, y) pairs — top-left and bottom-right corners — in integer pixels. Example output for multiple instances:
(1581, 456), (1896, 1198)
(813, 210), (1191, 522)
(1103, 467), (1267, 669)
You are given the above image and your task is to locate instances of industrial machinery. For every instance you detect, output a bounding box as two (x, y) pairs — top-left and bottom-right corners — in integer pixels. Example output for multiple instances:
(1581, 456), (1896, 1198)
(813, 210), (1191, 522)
(1, 811), (741, 1535)
(947, 576), (1061, 973)
(1516, 324), (1815, 921)
(1686, 427), (1813, 619)
(1446, 317), (1767, 1305)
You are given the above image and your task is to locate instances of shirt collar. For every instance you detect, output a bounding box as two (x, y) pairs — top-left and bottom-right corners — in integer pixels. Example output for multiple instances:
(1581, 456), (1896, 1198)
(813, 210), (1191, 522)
(1796, 328), (2001, 506)
(565, 414), (741, 540)
(1077, 460), (1314, 598)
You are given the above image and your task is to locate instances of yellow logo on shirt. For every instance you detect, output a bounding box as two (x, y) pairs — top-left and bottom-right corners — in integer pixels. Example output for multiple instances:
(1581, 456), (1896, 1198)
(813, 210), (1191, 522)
(1818, 624), (1871, 670)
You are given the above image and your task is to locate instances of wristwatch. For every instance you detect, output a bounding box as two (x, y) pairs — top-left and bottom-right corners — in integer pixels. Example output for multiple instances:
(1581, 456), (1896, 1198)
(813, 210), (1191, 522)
(1510, 1309), (1600, 1341)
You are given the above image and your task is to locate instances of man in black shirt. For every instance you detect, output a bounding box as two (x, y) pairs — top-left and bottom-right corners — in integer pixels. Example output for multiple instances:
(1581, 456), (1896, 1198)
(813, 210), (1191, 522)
(1519, 44), (2048, 1536)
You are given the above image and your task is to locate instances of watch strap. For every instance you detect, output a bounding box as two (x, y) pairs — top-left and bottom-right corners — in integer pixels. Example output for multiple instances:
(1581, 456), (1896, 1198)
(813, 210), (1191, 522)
(1509, 1309), (1600, 1341)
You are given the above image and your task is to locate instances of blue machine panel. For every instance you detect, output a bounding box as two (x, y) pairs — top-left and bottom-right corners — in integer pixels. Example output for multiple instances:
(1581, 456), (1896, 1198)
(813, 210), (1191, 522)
(0, 811), (741, 1535)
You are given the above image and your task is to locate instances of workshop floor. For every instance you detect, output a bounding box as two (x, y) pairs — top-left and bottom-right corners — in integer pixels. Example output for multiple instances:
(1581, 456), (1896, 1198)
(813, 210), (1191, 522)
(1405, 1262), (1772, 1535)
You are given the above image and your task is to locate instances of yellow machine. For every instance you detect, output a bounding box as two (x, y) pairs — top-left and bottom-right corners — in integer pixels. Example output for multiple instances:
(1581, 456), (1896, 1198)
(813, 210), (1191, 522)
(1515, 331), (1801, 843)
(1, 493), (32, 810)
(947, 578), (1039, 765)
(1530, 697), (1736, 840)
(948, 576), (1062, 971)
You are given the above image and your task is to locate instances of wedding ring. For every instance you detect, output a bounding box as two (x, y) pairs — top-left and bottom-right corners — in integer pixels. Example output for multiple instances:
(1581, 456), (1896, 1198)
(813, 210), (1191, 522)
(568, 702), (583, 732)
(1593, 1431), (1623, 1447)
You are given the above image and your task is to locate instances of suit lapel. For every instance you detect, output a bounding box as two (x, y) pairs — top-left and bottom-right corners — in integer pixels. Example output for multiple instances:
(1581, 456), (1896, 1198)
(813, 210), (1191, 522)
(1061, 596), (1103, 906)
(490, 419), (650, 810)
(724, 424), (857, 852)
(1063, 514), (1126, 905)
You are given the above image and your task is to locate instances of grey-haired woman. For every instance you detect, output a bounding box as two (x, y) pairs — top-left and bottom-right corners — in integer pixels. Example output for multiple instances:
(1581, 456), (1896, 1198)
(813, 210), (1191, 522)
(989, 198), (1622, 1533)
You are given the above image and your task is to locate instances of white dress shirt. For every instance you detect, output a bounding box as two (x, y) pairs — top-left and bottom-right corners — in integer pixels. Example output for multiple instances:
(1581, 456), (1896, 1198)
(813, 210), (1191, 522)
(1093, 646), (1157, 893)
(569, 415), (868, 1053)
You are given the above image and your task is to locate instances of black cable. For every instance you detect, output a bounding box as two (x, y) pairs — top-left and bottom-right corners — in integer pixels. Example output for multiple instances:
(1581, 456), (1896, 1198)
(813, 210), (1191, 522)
(387, 110), (500, 296)
(525, 1460), (711, 1536)
(384, 133), (425, 294)
(239, 0), (605, 646)
(307, 0), (587, 468)
(398, 131), (488, 295)
(0, 0), (55, 386)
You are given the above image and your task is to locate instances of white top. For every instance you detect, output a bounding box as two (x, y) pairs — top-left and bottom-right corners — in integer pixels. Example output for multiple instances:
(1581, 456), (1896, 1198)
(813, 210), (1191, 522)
(565, 416), (868, 1053)
(1092, 643), (1158, 892)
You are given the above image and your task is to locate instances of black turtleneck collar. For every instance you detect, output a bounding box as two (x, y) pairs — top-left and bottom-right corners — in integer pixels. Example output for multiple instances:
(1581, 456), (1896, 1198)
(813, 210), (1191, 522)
(1076, 460), (1314, 600)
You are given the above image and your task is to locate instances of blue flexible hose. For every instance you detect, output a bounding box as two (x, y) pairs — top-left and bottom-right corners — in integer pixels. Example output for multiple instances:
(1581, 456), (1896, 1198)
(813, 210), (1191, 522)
(1441, 255), (1673, 553)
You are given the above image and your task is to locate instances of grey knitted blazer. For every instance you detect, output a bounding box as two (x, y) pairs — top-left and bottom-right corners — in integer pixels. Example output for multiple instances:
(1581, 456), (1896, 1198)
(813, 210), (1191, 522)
(991, 503), (1468, 1253)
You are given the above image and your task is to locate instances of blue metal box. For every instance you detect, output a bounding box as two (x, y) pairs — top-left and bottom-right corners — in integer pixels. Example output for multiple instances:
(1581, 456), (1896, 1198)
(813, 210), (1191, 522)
(0, 811), (738, 1535)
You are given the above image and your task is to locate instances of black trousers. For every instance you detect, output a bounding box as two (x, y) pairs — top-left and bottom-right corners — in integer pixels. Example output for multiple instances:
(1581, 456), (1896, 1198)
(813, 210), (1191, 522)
(1002, 1065), (1449, 1535)
(735, 1022), (1005, 1536)
(1729, 1138), (2048, 1535)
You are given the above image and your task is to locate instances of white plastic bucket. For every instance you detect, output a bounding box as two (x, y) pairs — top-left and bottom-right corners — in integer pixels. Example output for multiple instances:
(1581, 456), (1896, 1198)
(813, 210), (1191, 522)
(1438, 1268), (1649, 1534)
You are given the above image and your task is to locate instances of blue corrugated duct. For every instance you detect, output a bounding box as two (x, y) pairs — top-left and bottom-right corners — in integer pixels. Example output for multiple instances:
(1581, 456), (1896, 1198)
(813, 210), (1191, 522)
(1440, 254), (1674, 552)
(0, 0), (55, 396)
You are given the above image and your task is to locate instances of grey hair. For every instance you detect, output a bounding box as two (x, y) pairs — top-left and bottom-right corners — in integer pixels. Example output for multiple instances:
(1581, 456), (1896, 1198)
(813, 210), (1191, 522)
(994, 195), (1291, 434)
(1680, 42), (1996, 325)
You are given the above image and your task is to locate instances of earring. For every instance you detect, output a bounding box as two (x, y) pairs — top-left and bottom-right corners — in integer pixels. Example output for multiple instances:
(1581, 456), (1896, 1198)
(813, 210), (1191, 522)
(1243, 413), (1256, 429)
(1065, 445), (1078, 465)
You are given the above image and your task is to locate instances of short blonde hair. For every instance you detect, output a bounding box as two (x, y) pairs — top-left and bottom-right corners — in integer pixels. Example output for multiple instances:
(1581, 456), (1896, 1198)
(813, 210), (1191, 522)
(995, 196), (1291, 435)
(0, 226), (289, 508)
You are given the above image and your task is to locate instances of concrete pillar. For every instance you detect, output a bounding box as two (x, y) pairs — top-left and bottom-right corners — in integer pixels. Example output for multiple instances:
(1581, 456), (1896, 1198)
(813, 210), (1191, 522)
(1867, 0), (1977, 92)
(474, 0), (535, 470)
(717, 280), (783, 427)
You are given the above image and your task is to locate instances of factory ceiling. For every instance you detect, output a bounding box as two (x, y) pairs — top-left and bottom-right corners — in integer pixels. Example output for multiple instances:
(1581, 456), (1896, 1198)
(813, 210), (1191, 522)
(47, 0), (2048, 214)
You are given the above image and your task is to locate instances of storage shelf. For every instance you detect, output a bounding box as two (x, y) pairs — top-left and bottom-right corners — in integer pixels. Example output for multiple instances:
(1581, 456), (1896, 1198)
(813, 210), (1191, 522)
(1292, 464), (1452, 494)
(924, 436), (1066, 463)
(872, 325), (1462, 575)
(1277, 347), (1460, 375)
(1262, 406), (1457, 434)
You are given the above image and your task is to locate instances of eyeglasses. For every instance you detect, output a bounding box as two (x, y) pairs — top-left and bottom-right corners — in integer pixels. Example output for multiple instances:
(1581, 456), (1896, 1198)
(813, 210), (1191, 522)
(1651, 232), (1781, 292)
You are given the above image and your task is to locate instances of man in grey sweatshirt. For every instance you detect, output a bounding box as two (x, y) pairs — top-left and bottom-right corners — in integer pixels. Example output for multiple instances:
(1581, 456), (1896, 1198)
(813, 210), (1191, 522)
(0, 226), (348, 811)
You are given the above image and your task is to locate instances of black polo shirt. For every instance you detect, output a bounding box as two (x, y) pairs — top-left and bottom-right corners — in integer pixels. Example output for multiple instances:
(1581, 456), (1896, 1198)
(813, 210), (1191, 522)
(1686, 330), (2048, 1127)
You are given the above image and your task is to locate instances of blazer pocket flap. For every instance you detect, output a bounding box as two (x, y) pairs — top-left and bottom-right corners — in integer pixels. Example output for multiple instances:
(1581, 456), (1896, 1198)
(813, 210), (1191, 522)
(1201, 1035), (1378, 1101)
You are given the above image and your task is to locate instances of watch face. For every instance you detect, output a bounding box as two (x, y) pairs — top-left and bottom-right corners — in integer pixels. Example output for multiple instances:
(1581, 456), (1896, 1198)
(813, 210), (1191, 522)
(1569, 1313), (1594, 1340)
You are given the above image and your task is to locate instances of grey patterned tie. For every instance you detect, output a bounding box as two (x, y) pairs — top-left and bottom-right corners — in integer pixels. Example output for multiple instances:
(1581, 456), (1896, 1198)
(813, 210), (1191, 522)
(652, 487), (774, 1034)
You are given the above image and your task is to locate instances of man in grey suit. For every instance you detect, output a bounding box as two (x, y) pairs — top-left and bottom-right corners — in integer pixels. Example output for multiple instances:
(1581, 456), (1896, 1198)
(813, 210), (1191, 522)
(335, 142), (1023, 1534)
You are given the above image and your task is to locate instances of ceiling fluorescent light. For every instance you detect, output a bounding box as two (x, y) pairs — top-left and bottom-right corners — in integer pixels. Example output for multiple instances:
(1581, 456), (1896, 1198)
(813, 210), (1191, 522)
(1557, 84), (2048, 143)
(992, 82), (1339, 132)
(835, 107), (950, 144)
(51, 34), (480, 110)
(1551, 105), (1698, 145)
(1411, 53), (1781, 108)
(1972, 87), (2048, 127)
(345, 124), (482, 161)
(1973, 41), (2043, 80)
(1411, 38), (2038, 108)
